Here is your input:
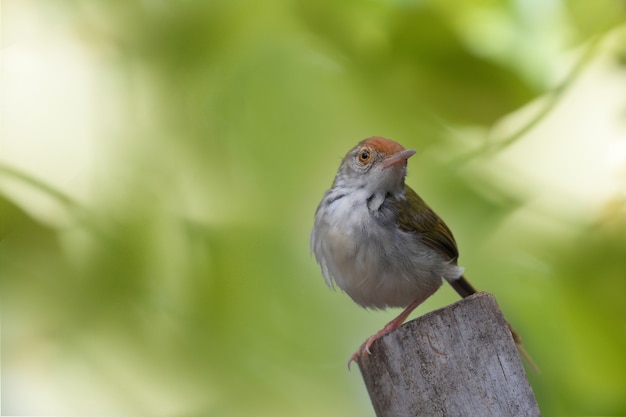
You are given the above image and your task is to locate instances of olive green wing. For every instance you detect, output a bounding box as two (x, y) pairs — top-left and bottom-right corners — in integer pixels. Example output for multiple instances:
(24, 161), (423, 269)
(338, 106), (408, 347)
(392, 185), (459, 262)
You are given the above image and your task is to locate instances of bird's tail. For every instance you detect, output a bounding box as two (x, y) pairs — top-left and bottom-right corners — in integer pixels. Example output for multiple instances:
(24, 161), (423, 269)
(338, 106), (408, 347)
(448, 274), (478, 298)
(450, 275), (539, 373)
(508, 323), (540, 373)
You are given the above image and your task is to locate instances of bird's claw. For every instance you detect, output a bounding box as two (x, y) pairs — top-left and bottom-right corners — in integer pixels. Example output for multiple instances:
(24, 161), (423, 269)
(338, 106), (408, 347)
(347, 337), (376, 370)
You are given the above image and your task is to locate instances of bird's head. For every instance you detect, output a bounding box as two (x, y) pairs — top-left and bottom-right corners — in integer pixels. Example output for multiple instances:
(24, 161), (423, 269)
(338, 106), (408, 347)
(334, 137), (416, 195)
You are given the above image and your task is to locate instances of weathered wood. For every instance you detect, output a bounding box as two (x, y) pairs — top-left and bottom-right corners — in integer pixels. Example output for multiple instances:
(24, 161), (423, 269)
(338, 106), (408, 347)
(357, 292), (540, 417)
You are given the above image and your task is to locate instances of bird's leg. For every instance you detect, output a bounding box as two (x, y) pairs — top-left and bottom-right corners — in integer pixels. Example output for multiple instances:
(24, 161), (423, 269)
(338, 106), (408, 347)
(349, 297), (424, 367)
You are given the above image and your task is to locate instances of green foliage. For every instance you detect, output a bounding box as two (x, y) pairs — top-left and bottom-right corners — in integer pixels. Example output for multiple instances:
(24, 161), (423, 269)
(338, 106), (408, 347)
(2, 0), (625, 415)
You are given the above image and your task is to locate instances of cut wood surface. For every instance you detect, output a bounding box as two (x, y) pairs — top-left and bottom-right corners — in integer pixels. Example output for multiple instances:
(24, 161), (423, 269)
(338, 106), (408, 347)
(357, 292), (540, 417)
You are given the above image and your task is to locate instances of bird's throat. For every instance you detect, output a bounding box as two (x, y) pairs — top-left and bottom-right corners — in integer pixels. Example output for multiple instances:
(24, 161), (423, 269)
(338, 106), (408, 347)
(366, 192), (388, 212)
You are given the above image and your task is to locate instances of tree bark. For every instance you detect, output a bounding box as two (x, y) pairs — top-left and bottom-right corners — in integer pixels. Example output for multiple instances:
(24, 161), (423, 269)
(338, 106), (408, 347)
(357, 292), (540, 417)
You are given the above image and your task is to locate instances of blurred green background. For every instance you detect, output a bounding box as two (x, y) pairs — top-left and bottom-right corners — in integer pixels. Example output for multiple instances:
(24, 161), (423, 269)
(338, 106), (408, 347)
(2, 0), (625, 415)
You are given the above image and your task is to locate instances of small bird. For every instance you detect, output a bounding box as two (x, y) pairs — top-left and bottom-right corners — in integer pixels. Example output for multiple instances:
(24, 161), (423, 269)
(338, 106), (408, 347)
(310, 136), (535, 369)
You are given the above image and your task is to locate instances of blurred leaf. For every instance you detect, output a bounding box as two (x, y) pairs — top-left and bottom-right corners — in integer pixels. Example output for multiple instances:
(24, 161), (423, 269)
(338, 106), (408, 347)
(295, 1), (538, 125)
(3, 0), (626, 415)
(566, 0), (626, 40)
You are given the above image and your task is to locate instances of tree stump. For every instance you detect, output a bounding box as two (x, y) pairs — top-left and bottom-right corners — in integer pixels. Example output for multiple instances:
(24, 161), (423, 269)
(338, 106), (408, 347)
(357, 292), (540, 417)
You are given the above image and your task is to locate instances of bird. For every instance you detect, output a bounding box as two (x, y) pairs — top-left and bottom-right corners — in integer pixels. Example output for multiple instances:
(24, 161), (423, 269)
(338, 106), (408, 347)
(310, 136), (536, 369)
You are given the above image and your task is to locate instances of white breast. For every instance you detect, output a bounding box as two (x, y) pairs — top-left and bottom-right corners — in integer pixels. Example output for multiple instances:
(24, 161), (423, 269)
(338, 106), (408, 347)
(311, 190), (460, 309)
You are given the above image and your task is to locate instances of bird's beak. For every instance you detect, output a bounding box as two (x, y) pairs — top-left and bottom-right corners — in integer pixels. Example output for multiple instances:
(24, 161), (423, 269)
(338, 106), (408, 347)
(382, 149), (416, 168)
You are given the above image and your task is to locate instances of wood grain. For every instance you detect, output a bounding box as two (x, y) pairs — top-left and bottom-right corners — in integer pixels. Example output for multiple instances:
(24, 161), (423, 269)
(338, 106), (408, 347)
(357, 292), (540, 417)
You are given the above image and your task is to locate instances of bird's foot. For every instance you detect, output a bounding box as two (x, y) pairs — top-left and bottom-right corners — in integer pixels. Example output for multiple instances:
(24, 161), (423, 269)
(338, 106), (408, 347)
(347, 337), (375, 368)
(347, 321), (401, 369)
(346, 298), (425, 369)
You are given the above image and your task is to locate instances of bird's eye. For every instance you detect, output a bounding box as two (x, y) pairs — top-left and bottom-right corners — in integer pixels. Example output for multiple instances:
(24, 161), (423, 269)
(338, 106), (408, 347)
(358, 149), (371, 164)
